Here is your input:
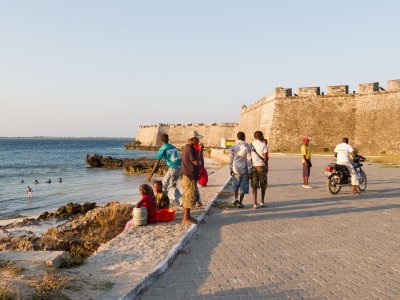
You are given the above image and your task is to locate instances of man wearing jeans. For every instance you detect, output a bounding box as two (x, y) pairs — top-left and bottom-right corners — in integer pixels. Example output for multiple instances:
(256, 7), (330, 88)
(229, 131), (252, 208)
(148, 134), (182, 206)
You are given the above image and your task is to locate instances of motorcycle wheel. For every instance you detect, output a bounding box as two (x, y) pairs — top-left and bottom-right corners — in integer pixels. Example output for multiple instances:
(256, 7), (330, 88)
(327, 174), (341, 194)
(357, 171), (367, 192)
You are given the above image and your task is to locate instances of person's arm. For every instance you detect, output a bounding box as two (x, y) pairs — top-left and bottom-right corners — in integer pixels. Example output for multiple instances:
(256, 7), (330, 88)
(263, 144), (269, 171)
(229, 147), (235, 176)
(135, 198), (145, 208)
(246, 146), (253, 174)
(147, 160), (161, 182)
(190, 146), (199, 166)
(199, 144), (205, 168)
(301, 146), (309, 164)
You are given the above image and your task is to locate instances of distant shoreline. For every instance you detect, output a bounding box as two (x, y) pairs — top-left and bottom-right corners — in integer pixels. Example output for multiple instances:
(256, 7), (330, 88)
(0, 136), (133, 139)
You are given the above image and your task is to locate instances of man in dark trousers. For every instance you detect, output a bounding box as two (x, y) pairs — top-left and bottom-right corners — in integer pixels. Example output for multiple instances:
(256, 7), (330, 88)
(181, 132), (202, 224)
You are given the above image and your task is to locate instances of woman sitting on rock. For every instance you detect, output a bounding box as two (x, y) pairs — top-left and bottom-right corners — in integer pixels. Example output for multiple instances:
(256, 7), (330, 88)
(136, 184), (157, 223)
(125, 184), (157, 230)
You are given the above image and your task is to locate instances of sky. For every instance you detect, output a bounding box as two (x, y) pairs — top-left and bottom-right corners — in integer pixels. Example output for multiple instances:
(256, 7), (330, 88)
(1, 0), (399, 137)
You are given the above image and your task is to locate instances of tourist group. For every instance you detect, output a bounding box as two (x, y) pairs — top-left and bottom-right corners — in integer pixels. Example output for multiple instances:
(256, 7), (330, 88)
(128, 130), (362, 226)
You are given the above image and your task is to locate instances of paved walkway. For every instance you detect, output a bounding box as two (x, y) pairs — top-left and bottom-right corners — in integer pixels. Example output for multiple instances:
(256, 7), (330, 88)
(139, 155), (400, 299)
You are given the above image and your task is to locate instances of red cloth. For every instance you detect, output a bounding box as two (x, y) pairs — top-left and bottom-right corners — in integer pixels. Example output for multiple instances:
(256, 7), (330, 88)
(140, 194), (157, 223)
(193, 144), (200, 155)
(198, 167), (208, 187)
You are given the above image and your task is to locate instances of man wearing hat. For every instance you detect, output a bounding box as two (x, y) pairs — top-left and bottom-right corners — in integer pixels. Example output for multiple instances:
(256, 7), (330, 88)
(181, 131), (202, 224)
(301, 136), (312, 188)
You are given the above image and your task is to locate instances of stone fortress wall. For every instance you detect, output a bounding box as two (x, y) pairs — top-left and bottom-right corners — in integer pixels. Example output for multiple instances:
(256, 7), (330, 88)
(238, 79), (400, 154)
(136, 79), (400, 154)
(135, 123), (237, 147)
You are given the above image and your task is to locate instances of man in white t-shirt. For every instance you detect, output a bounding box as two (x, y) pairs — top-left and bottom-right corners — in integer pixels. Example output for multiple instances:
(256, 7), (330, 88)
(334, 137), (360, 194)
(250, 131), (269, 208)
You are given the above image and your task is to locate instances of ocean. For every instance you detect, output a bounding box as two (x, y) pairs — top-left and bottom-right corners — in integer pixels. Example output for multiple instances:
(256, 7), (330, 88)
(0, 138), (156, 220)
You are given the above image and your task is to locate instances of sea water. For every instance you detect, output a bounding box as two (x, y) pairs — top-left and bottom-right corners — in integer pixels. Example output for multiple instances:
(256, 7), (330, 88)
(0, 138), (156, 220)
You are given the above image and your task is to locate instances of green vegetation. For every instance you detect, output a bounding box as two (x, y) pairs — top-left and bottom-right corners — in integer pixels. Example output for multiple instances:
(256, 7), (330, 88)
(0, 261), (25, 276)
(367, 155), (400, 166)
(65, 251), (86, 267)
(33, 270), (69, 300)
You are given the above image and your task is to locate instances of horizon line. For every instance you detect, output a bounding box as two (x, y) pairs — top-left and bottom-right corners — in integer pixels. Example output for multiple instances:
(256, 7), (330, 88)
(0, 136), (134, 139)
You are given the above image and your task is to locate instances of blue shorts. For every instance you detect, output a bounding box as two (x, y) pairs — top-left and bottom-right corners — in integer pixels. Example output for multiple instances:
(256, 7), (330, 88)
(232, 172), (249, 194)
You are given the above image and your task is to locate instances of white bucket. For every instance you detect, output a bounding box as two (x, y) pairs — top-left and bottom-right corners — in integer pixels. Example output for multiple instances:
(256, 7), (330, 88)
(133, 207), (148, 226)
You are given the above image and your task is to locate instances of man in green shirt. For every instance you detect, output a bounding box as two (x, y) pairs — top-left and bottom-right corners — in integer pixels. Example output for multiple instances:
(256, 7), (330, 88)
(148, 134), (182, 206)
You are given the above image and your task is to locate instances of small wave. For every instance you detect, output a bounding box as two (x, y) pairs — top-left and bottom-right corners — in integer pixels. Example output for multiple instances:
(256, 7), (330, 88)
(0, 213), (26, 221)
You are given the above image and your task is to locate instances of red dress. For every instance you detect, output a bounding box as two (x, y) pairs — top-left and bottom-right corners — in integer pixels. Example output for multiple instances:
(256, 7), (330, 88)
(140, 194), (157, 223)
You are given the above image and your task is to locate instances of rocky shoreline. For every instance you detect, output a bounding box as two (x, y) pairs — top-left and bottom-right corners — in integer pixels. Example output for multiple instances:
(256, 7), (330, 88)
(85, 153), (168, 175)
(0, 201), (132, 258)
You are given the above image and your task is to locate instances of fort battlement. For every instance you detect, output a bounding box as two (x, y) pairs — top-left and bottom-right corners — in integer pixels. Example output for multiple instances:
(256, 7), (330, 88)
(138, 123), (237, 129)
(238, 79), (400, 154)
(135, 79), (400, 153)
(136, 122), (238, 147)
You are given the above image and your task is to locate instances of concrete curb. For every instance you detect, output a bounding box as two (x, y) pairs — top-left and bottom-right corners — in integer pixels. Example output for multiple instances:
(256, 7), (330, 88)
(120, 176), (231, 300)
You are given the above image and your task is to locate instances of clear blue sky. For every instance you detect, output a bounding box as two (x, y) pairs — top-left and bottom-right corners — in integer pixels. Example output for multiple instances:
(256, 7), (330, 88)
(1, 0), (399, 137)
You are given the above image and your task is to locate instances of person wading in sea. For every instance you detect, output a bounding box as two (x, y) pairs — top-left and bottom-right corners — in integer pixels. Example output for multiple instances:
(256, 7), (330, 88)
(27, 186), (33, 198)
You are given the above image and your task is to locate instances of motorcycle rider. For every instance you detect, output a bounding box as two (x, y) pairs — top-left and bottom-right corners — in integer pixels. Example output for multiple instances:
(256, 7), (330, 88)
(334, 137), (360, 194)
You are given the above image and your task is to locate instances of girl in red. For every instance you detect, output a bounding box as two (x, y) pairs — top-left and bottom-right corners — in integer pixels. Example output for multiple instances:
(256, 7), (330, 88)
(136, 184), (157, 224)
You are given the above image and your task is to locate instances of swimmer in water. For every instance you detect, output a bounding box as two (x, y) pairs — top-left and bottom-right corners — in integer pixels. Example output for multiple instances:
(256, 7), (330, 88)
(27, 186), (33, 198)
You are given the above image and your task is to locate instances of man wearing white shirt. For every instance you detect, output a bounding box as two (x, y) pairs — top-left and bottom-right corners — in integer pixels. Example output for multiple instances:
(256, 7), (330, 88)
(334, 137), (360, 194)
(229, 132), (252, 208)
(251, 131), (269, 208)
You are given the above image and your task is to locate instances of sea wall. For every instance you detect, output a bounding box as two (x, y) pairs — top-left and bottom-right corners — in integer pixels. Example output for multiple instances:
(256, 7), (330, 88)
(239, 79), (400, 154)
(135, 123), (237, 147)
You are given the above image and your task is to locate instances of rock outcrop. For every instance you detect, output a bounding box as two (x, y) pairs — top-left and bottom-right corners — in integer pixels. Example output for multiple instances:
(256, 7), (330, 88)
(37, 202), (97, 221)
(85, 153), (167, 175)
(0, 202), (133, 257)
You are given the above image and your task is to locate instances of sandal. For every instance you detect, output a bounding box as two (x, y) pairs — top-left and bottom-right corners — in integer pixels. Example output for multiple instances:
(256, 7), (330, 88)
(196, 202), (203, 208)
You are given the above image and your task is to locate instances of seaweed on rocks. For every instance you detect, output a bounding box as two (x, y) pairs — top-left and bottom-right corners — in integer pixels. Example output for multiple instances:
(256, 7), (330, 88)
(0, 202), (132, 257)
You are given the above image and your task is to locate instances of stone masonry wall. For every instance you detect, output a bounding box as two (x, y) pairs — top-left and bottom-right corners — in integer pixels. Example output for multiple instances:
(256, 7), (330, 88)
(268, 94), (356, 152)
(239, 79), (400, 154)
(135, 124), (237, 147)
(353, 92), (400, 153)
(135, 79), (400, 154)
(135, 126), (161, 146)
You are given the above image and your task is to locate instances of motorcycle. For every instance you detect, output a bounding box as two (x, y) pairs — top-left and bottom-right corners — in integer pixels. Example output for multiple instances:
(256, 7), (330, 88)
(324, 154), (367, 194)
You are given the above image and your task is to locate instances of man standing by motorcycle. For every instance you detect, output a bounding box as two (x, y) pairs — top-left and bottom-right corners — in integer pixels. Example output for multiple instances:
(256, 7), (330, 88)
(334, 137), (360, 194)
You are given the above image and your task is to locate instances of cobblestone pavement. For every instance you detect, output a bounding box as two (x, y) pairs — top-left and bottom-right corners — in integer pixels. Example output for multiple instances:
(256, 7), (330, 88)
(139, 155), (400, 300)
